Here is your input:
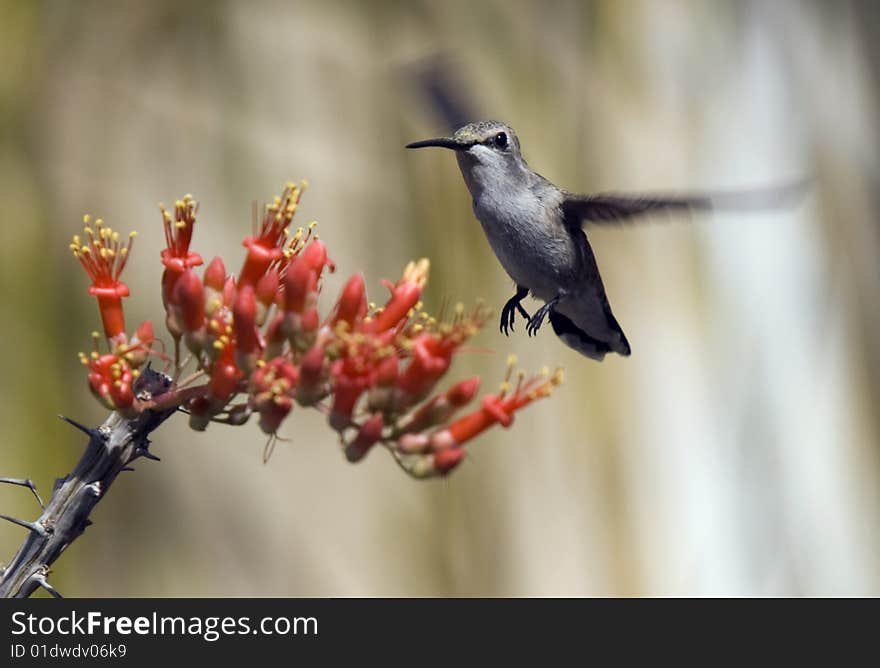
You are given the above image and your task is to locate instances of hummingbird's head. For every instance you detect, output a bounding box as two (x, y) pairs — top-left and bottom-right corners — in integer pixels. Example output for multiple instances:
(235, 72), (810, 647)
(406, 121), (524, 196)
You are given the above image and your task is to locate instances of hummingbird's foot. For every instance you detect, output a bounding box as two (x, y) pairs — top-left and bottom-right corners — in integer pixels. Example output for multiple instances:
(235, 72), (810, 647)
(500, 286), (530, 336)
(526, 296), (560, 337)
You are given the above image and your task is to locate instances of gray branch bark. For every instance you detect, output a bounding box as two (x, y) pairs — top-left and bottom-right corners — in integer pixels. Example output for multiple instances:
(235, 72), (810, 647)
(0, 367), (178, 598)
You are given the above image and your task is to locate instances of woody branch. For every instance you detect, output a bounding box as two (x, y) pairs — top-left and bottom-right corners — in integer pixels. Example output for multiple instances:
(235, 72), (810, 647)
(1, 182), (562, 597)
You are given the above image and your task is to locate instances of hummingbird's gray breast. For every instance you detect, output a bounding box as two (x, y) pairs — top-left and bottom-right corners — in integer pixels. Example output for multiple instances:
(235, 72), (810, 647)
(471, 185), (578, 301)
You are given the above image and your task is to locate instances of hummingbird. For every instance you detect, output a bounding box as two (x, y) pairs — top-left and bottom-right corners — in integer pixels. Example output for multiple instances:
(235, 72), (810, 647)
(407, 120), (801, 361)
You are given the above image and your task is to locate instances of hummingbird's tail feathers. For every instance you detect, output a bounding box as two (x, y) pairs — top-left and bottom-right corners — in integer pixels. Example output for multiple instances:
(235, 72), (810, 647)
(549, 309), (631, 361)
(600, 304), (632, 356)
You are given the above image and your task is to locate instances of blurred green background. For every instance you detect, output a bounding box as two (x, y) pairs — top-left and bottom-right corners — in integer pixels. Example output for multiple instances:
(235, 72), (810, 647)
(2, 0), (879, 596)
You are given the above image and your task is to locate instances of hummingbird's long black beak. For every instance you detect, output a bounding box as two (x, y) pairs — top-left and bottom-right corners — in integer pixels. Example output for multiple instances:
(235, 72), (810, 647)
(405, 137), (470, 150)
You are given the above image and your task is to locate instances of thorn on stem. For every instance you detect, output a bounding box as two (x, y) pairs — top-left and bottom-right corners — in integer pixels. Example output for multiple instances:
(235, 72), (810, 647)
(0, 477), (45, 509)
(0, 514), (49, 537)
(133, 437), (161, 462)
(31, 569), (62, 599)
(58, 414), (100, 439)
(137, 448), (161, 462)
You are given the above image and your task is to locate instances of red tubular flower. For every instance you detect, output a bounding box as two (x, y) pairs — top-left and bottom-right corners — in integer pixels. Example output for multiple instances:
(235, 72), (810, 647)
(298, 238), (331, 275)
(399, 377), (480, 436)
(79, 351), (136, 417)
(297, 344), (327, 406)
(332, 274), (367, 331)
(70, 216), (135, 344)
(329, 381), (362, 431)
(203, 273), (236, 352)
(173, 270), (205, 333)
(203, 256), (227, 315)
(222, 275), (236, 306)
(123, 320), (155, 368)
(160, 196), (202, 273)
(204, 255), (226, 290)
(232, 284), (261, 370)
(160, 196), (203, 305)
(282, 256), (315, 314)
(281, 240), (330, 314)
(263, 313), (286, 360)
(446, 377), (481, 406)
(187, 395), (212, 432)
(433, 449), (467, 475)
(72, 184), (562, 478)
(430, 366), (564, 451)
(208, 343), (242, 407)
(376, 354), (399, 385)
(296, 307), (321, 351)
(367, 259), (428, 334)
(328, 357), (371, 431)
(345, 413), (384, 462)
(134, 319), (154, 347)
(395, 448), (467, 478)
(172, 269), (207, 356)
(258, 395), (293, 436)
(206, 305), (233, 362)
(393, 301), (489, 408)
(396, 333), (452, 402)
(239, 182), (305, 287)
(282, 250), (322, 352)
(251, 357), (299, 435)
(367, 353), (399, 412)
(162, 271), (182, 340)
(255, 268), (280, 325)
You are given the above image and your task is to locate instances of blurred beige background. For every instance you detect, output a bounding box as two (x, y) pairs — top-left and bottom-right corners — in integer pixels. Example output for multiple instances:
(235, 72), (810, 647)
(2, 0), (879, 596)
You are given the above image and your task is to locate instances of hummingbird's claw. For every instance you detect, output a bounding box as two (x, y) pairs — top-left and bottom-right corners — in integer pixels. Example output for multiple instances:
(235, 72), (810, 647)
(499, 302), (517, 336)
(500, 287), (530, 337)
(526, 298), (558, 337)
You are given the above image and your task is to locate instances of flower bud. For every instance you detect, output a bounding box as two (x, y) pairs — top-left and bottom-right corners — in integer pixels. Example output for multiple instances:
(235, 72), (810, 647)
(233, 284), (260, 372)
(173, 270), (207, 356)
(255, 268), (280, 325)
(344, 413), (384, 462)
(397, 449), (466, 478)
(333, 274), (366, 330)
(208, 345), (241, 408)
(125, 320), (154, 368)
(204, 256), (227, 315)
(296, 345), (327, 406)
(187, 396), (212, 431)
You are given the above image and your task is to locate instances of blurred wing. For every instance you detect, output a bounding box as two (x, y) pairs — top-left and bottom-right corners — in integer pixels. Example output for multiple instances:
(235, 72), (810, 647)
(561, 192), (713, 227)
(562, 180), (809, 228)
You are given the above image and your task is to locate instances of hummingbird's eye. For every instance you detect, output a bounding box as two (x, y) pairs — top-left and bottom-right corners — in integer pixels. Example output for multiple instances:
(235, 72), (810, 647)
(493, 132), (508, 149)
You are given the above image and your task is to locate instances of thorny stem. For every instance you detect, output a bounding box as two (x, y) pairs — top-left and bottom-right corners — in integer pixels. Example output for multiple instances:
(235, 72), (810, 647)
(0, 367), (178, 598)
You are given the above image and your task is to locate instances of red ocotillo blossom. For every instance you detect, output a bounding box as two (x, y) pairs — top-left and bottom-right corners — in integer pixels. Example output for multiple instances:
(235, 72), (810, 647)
(70, 182), (562, 478)
(70, 216), (136, 345)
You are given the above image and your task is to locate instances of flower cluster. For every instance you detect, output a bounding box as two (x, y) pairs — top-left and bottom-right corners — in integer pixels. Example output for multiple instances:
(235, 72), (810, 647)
(71, 182), (562, 477)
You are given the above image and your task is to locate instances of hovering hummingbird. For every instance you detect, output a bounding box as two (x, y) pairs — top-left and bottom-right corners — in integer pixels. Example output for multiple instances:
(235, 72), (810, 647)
(407, 120), (800, 361)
